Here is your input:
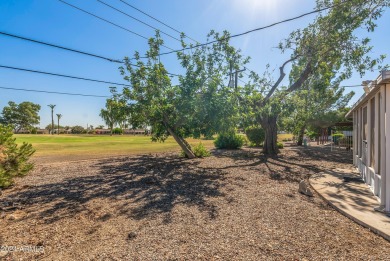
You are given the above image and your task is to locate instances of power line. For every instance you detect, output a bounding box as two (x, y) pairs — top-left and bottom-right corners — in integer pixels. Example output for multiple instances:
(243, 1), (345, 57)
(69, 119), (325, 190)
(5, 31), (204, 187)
(0, 31), (122, 63)
(58, 0), (174, 51)
(135, 2), (340, 59)
(0, 86), (109, 98)
(0, 65), (130, 86)
(97, 0), (181, 42)
(118, 0), (198, 43)
(0, 31), (180, 77)
(341, 85), (363, 88)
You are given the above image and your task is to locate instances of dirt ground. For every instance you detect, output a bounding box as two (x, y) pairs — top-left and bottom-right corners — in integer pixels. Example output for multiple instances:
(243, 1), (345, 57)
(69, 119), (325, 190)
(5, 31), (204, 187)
(1, 144), (390, 260)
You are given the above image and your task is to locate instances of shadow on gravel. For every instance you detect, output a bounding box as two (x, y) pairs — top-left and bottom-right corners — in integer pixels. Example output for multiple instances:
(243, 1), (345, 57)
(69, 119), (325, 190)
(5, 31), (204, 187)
(2, 155), (226, 224)
(212, 145), (353, 183)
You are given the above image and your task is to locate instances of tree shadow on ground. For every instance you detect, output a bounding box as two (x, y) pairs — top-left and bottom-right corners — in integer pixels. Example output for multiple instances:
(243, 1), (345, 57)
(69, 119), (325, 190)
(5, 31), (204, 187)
(211, 145), (353, 183)
(2, 155), (226, 224)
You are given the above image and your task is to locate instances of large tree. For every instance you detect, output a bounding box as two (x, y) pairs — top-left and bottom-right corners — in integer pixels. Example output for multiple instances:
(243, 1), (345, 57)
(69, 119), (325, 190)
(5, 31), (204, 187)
(281, 78), (354, 145)
(47, 104), (56, 135)
(99, 88), (127, 136)
(246, 0), (390, 154)
(56, 114), (62, 135)
(1, 101), (41, 133)
(120, 31), (245, 158)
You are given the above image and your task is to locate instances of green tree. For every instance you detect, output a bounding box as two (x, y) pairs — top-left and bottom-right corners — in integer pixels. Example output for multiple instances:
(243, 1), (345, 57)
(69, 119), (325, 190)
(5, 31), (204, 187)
(56, 114), (62, 135)
(47, 104), (56, 135)
(1, 101), (41, 133)
(99, 88), (127, 136)
(281, 78), (354, 145)
(0, 124), (35, 188)
(71, 125), (85, 134)
(248, 0), (389, 154)
(120, 31), (245, 158)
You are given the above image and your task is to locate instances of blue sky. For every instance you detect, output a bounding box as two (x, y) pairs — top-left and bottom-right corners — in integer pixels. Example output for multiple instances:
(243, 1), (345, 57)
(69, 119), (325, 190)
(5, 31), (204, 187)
(1, 0), (389, 128)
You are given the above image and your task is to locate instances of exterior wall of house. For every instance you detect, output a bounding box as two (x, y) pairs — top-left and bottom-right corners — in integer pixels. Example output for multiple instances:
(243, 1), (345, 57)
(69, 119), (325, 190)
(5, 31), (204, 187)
(351, 82), (390, 211)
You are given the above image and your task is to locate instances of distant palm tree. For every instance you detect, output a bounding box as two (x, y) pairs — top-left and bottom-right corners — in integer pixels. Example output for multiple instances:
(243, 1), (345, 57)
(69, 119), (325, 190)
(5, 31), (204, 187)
(47, 104), (56, 135)
(56, 114), (62, 135)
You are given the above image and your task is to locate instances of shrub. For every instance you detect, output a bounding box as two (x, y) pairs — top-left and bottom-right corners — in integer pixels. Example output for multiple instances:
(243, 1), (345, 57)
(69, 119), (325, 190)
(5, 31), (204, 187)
(193, 142), (211, 157)
(214, 133), (245, 149)
(180, 142), (211, 158)
(71, 125), (85, 134)
(332, 133), (344, 145)
(0, 124), (35, 188)
(112, 128), (123, 135)
(277, 142), (284, 149)
(245, 126), (265, 146)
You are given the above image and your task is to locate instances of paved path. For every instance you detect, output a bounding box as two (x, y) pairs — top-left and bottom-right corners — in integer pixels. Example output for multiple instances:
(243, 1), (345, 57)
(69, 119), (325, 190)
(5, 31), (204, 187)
(310, 168), (390, 241)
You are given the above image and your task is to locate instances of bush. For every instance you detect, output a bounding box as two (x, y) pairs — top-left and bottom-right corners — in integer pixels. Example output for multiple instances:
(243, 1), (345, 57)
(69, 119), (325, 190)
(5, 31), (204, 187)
(180, 142), (211, 158)
(0, 124), (35, 188)
(277, 142), (284, 149)
(332, 133), (344, 145)
(193, 142), (211, 157)
(214, 133), (245, 149)
(71, 125), (85, 134)
(112, 128), (123, 135)
(245, 126), (265, 146)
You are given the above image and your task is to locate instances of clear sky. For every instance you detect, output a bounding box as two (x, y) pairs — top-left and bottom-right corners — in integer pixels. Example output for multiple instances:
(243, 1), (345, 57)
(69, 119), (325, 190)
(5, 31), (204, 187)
(1, 0), (389, 128)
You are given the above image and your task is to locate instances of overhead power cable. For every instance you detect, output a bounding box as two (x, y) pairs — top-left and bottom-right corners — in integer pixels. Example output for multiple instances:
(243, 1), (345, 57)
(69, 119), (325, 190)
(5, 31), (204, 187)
(0, 31), (122, 64)
(119, 0), (198, 43)
(0, 31), (180, 77)
(133, 2), (341, 59)
(0, 86), (109, 98)
(0, 65), (130, 86)
(97, 0), (181, 42)
(58, 0), (174, 51)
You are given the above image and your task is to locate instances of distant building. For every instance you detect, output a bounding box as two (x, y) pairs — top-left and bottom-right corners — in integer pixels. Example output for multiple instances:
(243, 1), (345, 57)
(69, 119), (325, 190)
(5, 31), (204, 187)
(346, 70), (390, 212)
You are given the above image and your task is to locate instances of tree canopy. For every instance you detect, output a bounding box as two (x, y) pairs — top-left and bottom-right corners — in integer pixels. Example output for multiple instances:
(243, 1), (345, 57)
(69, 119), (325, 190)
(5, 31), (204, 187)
(0, 101), (41, 133)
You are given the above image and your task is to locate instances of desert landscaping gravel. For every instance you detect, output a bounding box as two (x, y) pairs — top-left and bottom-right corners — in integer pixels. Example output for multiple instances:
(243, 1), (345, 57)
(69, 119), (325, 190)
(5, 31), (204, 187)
(1, 144), (390, 260)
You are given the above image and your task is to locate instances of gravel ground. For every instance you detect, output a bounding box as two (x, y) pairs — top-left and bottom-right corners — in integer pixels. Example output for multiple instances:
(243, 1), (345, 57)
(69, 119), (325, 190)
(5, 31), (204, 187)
(1, 144), (389, 260)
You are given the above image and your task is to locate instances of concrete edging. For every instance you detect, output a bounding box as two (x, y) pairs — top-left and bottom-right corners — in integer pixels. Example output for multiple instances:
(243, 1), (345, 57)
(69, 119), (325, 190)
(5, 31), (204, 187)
(308, 177), (390, 242)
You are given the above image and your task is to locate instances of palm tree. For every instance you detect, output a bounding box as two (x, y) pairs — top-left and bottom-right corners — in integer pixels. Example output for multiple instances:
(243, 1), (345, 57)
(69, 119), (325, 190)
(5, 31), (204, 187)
(56, 114), (62, 135)
(47, 104), (56, 135)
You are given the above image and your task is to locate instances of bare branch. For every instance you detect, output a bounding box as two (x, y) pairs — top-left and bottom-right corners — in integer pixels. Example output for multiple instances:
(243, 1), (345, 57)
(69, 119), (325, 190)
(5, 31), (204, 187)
(261, 55), (300, 106)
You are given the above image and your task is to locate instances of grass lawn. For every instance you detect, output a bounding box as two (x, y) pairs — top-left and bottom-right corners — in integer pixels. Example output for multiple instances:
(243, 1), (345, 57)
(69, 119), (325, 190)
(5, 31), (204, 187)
(278, 133), (294, 141)
(15, 134), (214, 163)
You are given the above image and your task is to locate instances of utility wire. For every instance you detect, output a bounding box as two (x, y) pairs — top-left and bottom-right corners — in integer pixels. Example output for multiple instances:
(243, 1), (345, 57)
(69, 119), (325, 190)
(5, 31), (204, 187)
(0, 65), (130, 86)
(0, 31), (122, 63)
(119, 0), (198, 43)
(0, 86), (109, 98)
(97, 0), (181, 42)
(135, 2), (341, 59)
(58, 0), (174, 51)
(0, 31), (180, 77)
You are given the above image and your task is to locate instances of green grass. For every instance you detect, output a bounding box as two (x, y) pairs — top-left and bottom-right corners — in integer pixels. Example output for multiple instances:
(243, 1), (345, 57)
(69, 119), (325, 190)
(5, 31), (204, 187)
(278, 133), (294, 141)
(15, 134), (214, 163)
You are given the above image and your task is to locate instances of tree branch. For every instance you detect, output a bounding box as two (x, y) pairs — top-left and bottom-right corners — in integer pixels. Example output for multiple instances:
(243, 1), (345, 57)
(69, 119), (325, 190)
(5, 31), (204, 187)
(285, 61), (312, 93)
(261, 55), (300, 106)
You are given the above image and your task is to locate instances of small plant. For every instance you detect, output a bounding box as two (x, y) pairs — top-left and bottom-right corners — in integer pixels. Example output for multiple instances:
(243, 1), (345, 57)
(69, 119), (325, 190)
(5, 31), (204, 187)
(245, 126), (265, 146)
(277, 142), (284, 149)
(214, 133), (245, 149)
(332, 132), (344, 145)
(193, 142), (211, 157)
(180, 142), (211, 158)
(0, 124), (35, 188)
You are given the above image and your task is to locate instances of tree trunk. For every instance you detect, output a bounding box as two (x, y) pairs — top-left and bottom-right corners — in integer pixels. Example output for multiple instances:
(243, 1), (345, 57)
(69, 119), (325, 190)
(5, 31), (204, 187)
(110, 124), (113, 136)
(51, 110), (54, 135)
(261, 115), (279, 155)
(165, 124), (195, 159)
(297, 125), (306, 146)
